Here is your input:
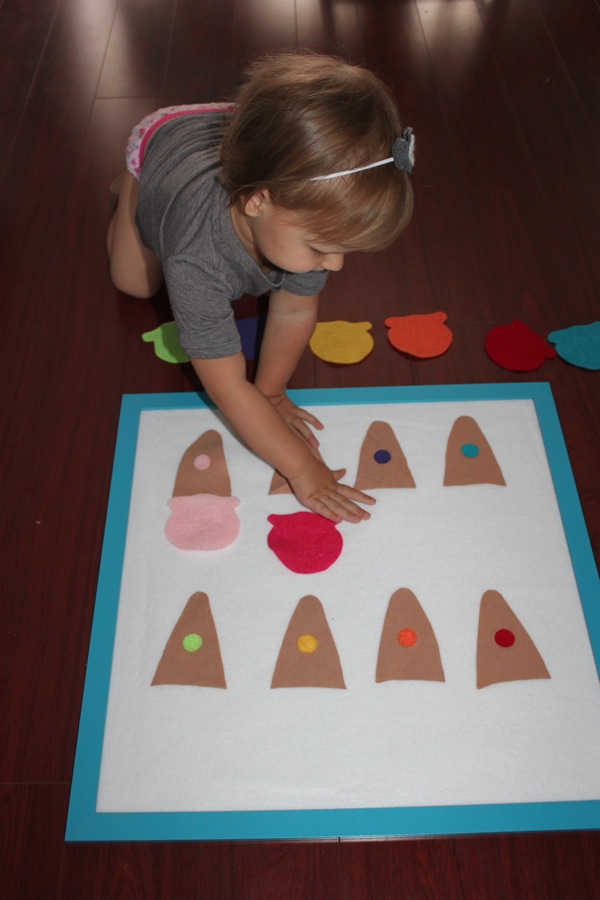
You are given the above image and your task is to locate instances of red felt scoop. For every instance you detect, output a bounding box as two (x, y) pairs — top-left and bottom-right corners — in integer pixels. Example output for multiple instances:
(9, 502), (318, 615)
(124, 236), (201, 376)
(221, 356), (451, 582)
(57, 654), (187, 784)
(485, 320), (556, 371)
(267, 512), (343, 574)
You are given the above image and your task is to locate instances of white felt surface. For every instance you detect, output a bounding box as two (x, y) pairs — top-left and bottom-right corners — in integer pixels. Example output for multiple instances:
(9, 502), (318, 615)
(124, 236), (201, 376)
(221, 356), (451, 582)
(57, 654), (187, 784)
(96, 400), (600, 813)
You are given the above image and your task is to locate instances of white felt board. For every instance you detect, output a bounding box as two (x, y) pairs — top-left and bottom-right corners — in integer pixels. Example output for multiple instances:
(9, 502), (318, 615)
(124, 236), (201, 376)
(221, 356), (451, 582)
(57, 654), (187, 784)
(67, 386), (600, 841)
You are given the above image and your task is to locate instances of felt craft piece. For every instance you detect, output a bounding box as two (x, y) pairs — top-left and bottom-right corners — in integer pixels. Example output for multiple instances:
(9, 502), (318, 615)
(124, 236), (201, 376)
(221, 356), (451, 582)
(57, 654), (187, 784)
(267, 512), (343, 573)
(484, 320), (557, 371)
(152, 591), (227, 688)
(353, 421), (416, 490)
(269, 447), (326, 495)
(271, 595), (346, 689)
(165, 430), (240, 550)
(236, 315), (266, 361)
(376, 588), (445, 683)
(165, 495), (241, 551)
(547, 322), (600, 370)
(75, 394), (600, 835)
(476, 590), (551, 689)
(384, 312), (453, 358)
(309, 321), (374, 364)
(172, 430), (232, 497)
(142, 322), (190, 364)
(268, 469), (290, 495)
(444, 416), (506, 486)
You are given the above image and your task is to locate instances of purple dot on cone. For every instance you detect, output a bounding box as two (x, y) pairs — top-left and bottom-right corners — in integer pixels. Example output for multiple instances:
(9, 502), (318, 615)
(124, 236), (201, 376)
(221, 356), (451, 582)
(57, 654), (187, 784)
(373, 449), (391, 464)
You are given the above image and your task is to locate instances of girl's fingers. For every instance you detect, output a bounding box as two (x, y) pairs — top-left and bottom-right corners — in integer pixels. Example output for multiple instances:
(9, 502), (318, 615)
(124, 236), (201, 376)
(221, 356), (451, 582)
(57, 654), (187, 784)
(331, 467), (347, 482)
(338, 484), (376, 505)
(331, 469), (376, 504)
(295, 407), (324, 430)
(292, 418), (320, 448)
(315, 488), (373, 523)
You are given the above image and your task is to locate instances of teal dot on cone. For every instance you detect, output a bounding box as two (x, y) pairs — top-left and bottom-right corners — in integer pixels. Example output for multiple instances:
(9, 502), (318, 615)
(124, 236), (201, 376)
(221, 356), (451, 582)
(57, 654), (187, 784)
(461, 443), (479, 458)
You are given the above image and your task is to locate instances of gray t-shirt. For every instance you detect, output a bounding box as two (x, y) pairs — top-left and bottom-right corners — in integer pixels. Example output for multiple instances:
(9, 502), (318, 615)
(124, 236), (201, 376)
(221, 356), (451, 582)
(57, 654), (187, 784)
(136, 113), (328, 358)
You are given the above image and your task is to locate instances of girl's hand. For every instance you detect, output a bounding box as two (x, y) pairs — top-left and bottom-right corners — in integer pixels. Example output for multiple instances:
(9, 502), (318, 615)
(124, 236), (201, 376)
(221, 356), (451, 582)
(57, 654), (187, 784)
(287, 455), (375, 524)
(267, 392), (324, 449)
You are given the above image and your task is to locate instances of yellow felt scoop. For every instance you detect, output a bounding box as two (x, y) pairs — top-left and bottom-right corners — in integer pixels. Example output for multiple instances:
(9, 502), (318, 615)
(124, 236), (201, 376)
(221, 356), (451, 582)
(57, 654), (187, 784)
(309, 320), (374, 364)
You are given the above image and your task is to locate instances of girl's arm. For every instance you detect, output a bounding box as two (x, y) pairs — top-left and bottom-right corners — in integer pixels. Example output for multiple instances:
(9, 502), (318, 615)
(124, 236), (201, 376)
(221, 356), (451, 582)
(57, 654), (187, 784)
(191, 351), (375, 524)
(253, 290), (324, 447)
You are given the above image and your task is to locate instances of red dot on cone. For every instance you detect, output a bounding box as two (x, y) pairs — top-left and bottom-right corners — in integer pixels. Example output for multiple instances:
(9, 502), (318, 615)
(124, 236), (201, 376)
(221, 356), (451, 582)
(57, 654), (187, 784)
(495, 628), (515, 648)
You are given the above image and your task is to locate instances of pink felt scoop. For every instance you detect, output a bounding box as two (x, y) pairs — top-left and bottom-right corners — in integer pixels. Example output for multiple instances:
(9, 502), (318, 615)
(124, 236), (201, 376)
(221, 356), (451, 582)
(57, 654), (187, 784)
(165, 494), (240, 550)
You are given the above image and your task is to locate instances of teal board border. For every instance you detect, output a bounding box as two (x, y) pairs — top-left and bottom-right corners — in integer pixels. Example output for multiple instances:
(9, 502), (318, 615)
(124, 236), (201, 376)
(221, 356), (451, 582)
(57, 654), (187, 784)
(66, 383), (600, 841)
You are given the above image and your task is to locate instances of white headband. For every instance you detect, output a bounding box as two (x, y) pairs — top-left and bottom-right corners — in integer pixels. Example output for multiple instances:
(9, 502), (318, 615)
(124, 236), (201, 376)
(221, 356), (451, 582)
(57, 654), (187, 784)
(310, 127), (415, 182)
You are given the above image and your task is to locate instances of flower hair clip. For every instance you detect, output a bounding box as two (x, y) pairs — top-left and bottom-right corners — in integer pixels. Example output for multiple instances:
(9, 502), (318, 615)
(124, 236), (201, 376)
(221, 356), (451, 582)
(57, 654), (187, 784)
(310, 127), (415, 181)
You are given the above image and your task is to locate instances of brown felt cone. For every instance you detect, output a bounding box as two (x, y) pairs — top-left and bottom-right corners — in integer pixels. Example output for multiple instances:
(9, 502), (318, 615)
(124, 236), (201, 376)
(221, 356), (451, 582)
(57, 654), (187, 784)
(172, 430), (232, 497)
(376, 588), (445, 683)
(353, 421), (415, 490)
(152, 592), (227, 688)
(268, 446), (326, 495)
(476, 590), (550, 688)
(268, 469), (290, 494)
(443, 416), (505, 486)
(271, 595), (346, 689)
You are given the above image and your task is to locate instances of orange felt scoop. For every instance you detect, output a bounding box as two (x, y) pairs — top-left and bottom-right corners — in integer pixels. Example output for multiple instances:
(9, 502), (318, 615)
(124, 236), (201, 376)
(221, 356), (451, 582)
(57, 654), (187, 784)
(385, 312), (453, 358)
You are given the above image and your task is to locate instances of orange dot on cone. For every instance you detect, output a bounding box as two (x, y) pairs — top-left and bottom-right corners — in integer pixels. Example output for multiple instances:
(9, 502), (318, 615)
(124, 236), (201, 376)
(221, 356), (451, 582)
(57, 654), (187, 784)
(397, 628), (418, 648)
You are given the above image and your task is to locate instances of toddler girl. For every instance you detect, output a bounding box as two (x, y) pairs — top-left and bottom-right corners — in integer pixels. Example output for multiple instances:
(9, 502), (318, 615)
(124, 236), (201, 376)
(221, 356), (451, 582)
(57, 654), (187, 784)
(107, 51), (414, 524)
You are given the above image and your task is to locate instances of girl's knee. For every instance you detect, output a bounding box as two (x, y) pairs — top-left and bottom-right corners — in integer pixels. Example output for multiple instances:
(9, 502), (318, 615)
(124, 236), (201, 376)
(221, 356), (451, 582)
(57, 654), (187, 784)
(107, 173), (163, 297)
(108, 255), (162, 298)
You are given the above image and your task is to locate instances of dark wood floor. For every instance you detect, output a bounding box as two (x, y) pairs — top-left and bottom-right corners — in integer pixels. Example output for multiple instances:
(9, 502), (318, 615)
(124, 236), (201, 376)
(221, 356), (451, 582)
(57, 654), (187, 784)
(1, 0), (599, 896)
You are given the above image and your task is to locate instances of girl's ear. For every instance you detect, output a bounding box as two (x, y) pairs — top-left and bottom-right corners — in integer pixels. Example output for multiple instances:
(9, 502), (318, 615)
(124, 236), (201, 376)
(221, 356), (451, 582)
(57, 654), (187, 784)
(243, 189), (272, 217)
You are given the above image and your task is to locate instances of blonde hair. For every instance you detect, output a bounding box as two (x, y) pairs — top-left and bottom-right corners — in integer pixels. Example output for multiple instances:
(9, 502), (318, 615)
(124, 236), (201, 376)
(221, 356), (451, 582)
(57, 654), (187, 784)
(219, 51), (413, 252)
